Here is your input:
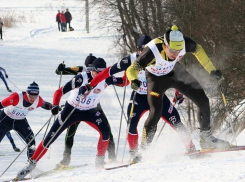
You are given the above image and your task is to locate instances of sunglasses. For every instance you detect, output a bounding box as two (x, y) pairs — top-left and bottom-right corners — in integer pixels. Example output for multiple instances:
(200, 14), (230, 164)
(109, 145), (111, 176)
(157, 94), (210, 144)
(28, 94), (38, 99)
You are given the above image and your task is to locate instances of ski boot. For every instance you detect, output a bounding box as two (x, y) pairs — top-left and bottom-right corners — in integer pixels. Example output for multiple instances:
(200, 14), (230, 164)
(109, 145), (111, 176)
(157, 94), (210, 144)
(95, 155), (105, 169)
(129, 149), (142, 164)
(55, 155), (71, 170)
(200, 128), (230, 149)
(13, 146), (21, 152)
(7, 87), (12, 92)
(16, 159), (37, 180)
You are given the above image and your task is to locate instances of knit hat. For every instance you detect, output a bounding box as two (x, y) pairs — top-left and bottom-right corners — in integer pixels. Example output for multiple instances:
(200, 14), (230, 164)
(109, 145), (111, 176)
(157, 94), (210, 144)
(92, 58), (106, 72)
(137, 35), (152, 50)
(164, 25), (184, 50)
(27, 82), (39, 96)
(85, 53), (97, 67)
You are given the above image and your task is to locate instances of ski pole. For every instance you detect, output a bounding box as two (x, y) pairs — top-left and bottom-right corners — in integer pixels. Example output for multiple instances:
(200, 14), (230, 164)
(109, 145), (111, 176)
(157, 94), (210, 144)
(0, 115), (53, 178)
(7, 78), (21, 91)
(112, 85), (127, 121)
(121, 91), (136, 163)
(219, 83), (237, 145)
(48, 61), (64, 158)
(115, 78), (127, 159)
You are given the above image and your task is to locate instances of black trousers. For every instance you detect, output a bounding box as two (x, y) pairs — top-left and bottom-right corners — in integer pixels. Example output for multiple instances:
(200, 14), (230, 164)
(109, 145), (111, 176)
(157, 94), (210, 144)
(57, 22), (61, 31)
(0, 111), (35, 158)
(0, 28), (2, 39)
(144, 62), (210, 141)
(62, 103), (116, 159)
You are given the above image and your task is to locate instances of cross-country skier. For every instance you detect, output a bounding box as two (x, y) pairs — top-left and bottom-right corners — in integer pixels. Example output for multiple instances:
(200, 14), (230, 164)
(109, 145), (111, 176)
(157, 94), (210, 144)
(125, 25), (230, 151)
(0, 66), (12, 92)
(5, 131), (20, 152)
(77, 35), (195, 163)
(16, 58), (126, 180)
(55, 53), (117, 170)
(0, 82), (52, 159)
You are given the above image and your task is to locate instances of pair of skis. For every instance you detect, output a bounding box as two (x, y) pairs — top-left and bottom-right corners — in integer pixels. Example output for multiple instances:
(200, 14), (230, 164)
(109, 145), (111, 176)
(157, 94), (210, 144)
(104, 145), (245, 170)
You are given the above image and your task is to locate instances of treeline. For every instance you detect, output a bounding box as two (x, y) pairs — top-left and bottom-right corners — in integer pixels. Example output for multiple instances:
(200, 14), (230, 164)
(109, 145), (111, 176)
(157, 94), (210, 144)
(92, 0), (245, 135)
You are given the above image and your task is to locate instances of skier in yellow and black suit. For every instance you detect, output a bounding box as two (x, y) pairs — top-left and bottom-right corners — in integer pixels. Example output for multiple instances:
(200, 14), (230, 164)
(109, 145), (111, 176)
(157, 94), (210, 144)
(126, 25), (230, 153)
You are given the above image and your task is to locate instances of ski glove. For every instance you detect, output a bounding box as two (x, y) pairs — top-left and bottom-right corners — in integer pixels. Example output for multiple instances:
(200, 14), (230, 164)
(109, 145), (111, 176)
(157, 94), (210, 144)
(5, 74), (8, 78)
(51, 105), (60, 115)
(78, 84), (92, 96)
(210, 70), (224, 82)
(131, 79), (142, 90)
(173, 90), (184, 105)
(57, 63), (66, 72)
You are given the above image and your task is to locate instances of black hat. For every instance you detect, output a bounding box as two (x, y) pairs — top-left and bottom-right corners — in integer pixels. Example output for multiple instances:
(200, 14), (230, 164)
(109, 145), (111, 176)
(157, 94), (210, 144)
(92, 58), (106, 72)
(27, 81), (39, 96)
(137, 35), (152, 50)
(85, 53), (97, 67)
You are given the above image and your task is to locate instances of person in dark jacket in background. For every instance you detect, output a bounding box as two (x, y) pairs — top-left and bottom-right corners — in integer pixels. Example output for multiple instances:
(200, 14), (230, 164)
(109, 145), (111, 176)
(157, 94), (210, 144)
(64, 8), (72, 31)
(0, 18), (3, 40)
(56, 10), (61, 31)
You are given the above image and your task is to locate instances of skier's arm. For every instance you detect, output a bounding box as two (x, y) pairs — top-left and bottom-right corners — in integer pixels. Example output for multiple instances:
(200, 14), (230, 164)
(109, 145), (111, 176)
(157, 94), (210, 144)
(55, 66), (84, 75)
(0, 93), (19, 109)
(53, 74), (84, 105)
(36, 96), (52, 110)
(90, 56), (132, 87)
(0, 67), (7, 76)
(185, 37), (216, 74)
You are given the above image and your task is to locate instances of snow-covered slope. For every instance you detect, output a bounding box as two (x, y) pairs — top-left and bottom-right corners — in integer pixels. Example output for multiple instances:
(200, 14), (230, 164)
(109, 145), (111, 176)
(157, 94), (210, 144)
(1, 1), (245, 182)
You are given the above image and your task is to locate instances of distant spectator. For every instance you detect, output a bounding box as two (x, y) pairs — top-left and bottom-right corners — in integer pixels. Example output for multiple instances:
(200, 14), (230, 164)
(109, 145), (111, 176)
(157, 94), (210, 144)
(56, 10), (61, 31)
(64, 8), (72, 31)
(0, 18), (3, 40)
(59, 11), (67, 32)
(0, 66), (11, 92)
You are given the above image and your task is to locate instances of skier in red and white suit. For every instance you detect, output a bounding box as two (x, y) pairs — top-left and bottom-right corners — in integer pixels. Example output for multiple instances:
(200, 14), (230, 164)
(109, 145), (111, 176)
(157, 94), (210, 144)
(0, 82), (52, 159)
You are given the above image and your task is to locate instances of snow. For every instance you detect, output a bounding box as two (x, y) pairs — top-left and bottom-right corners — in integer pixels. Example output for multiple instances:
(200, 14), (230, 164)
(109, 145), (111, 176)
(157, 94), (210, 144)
(1, 1), (245, 182)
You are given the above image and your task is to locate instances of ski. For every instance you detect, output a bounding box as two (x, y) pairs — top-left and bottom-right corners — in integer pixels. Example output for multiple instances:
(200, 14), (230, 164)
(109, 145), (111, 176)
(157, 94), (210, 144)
(34, 164), (88, 178)
(186, 145), (245, 156)
(3, 177), (31, 182)
(105, 163), (133, 170)
(4, 164), (87, 181)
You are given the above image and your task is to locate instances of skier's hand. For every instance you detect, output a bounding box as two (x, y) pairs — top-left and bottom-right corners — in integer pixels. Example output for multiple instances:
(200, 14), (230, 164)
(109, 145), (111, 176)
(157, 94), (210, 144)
(78, 84), (92, 96)
(131, 79), (142, 90)
(5, 74), (8, 78)
(51, 105), (60, 115)
(210, 70), (224, 82)
(173, 90), (184, 105)
(57, 63), (66, 72)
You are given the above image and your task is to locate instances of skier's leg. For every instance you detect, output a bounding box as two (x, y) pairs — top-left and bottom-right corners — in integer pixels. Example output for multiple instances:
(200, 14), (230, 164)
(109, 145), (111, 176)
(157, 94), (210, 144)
(5, 131), (20, 152)
(55, 122), (80, 169)
(172, 63), (229, 149)
(97, 103), (116, 161)
(14, 119), (36, 159)
(160, 95), (194, 151)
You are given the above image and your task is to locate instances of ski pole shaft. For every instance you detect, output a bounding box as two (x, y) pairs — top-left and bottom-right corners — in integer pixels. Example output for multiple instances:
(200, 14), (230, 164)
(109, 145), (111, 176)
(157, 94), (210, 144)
(7, 78), (21, 91)
(116, 78), (127, 158)
(121, 91), (136, 163)
(112, 85), (127, 121)
(219, 83), (237, 145)
(0, 115), (53, 178)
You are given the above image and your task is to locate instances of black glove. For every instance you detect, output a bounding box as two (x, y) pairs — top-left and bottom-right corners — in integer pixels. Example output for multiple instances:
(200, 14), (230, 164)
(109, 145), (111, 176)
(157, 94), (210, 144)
(51, 105), (60, 115)
(57, 63), (66, 72)
(78, 84), (92, 96)
(5, 74), (8, 78)
(131, 79), (142, 90)
(210, 70), (224, 82)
